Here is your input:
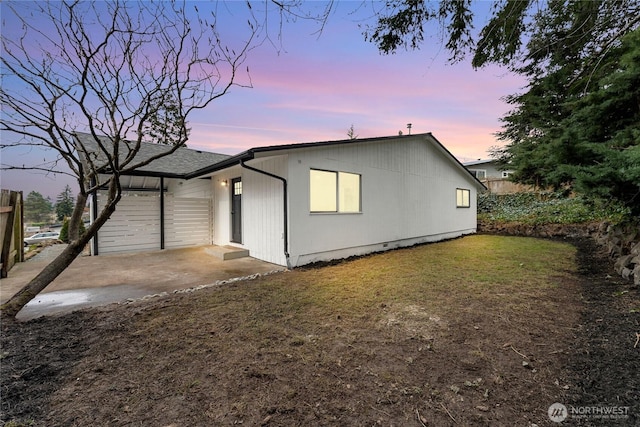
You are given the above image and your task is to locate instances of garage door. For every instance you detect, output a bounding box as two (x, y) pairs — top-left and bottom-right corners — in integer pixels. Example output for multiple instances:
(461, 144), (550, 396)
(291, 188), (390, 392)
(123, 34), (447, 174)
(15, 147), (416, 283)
(164, 195), (212, 249)
(96, 192), (161, 254)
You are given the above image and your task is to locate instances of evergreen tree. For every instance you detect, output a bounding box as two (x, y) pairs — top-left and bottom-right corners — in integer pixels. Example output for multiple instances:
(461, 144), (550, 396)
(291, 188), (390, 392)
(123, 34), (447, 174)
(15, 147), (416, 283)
(59, 217), (86, 243)
(24, 191), (53, 223)
(55, 185), (75, 221)
(496, 28), (640, 213)
(363, 1), (640, 212)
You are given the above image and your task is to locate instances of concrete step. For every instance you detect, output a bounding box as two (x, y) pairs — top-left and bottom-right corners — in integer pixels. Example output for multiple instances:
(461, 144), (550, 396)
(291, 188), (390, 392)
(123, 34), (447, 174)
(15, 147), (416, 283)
(205, 245), (250, 261)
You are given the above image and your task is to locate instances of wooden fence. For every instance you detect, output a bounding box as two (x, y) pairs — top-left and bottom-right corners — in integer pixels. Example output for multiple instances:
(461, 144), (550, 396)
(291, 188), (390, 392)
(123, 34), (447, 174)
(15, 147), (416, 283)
(0, 189), (24, 277)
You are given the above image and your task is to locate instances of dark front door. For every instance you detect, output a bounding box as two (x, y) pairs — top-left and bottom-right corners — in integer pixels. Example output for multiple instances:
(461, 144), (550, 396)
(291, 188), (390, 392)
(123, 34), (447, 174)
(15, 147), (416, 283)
(231, 177), (242, 243)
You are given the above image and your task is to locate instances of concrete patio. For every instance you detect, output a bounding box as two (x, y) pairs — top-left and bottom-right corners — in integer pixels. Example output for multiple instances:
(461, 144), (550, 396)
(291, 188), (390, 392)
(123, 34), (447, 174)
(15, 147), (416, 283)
(0, 244), (285, 320)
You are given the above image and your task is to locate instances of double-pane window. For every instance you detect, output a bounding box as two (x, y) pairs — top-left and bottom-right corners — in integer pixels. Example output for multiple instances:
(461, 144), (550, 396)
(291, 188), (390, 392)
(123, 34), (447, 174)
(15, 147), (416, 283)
(456, 188), (470, 208)
(310, 169), (361, 213)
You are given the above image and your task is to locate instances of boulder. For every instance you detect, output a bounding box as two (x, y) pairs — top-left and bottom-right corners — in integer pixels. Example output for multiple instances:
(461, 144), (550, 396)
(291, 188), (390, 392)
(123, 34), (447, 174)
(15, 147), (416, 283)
(614, 254), (635, 274)
(608, 240), (623, 257)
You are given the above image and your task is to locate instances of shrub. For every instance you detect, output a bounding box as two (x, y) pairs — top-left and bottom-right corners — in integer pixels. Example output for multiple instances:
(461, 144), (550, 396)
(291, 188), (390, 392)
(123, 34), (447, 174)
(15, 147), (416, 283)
(478, 191), (630, 225)
(59, 218), (86, 243)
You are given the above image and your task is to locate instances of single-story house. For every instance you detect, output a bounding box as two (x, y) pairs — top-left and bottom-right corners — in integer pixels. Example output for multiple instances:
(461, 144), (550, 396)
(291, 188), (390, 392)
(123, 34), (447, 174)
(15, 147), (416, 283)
(463, 159), (513, 180)
(463, 159), (533, 194)
(78, 132), (485, 268)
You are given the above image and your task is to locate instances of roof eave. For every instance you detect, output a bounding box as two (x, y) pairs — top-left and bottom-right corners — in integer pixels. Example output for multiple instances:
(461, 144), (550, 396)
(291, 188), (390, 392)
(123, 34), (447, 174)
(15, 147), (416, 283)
(185, 150), (256, 179)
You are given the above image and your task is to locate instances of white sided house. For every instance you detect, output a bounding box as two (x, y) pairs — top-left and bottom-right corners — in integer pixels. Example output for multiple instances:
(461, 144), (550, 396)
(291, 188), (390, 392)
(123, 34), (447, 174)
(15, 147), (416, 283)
(80, 132), (485, 268)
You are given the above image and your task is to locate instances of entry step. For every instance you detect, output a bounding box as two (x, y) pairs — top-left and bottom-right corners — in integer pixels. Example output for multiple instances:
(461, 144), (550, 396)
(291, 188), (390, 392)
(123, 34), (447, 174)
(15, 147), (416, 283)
(205, 245), (250, 260)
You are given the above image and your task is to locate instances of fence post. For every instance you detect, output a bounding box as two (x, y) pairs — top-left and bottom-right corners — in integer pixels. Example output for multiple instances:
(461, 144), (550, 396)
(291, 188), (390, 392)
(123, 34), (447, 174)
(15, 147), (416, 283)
(1, 190), (24, 277)
(1, 191), (18, 277)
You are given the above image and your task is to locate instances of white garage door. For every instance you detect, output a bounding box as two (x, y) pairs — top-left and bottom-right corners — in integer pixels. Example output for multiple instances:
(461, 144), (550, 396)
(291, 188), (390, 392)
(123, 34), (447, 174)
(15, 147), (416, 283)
(96, 191), (212, 254)
(97, 192), (161, 254)
(164, 195), (212, 249)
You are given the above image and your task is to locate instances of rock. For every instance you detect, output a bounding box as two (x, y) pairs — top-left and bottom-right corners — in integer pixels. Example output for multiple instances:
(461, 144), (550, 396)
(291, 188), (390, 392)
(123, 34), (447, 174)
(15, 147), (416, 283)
(634, 264), (640, 286)
(608, 239), (623, 257)
(614, 254), (635, 274)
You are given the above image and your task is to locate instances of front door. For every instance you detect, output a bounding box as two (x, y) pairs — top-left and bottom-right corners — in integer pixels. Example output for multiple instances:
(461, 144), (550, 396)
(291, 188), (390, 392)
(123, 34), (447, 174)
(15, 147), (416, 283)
(231, 177), (242, 243)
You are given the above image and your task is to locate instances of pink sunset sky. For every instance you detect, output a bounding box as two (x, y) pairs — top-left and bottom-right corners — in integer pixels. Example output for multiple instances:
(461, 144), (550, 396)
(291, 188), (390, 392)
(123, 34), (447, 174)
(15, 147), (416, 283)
(1, 1), (525, 199)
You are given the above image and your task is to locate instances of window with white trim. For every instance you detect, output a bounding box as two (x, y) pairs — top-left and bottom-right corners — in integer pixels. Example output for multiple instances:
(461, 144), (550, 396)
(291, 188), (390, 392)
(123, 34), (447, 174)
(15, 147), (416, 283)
(469, 169), (486, 179)
(501, 171), (513, 178)
(310, 169), (361, 213)
(456, 188), (470, 208)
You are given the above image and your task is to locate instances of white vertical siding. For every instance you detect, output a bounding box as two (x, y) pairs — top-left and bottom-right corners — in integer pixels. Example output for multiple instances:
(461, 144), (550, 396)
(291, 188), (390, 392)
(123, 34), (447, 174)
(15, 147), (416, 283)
(167, 178), (212, 198)
(242, 156), (287, 266)
(285, 135), (479, 266)
(210, 160), (287, 266)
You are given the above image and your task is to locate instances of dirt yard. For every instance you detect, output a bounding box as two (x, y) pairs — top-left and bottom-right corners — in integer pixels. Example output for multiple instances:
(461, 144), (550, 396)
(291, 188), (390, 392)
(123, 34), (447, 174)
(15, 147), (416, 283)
(1, 236), (638, 426)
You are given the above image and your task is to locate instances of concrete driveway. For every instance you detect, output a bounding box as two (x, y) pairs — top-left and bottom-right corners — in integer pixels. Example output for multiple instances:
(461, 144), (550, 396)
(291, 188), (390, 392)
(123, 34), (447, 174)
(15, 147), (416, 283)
(0, 244), (285, 321)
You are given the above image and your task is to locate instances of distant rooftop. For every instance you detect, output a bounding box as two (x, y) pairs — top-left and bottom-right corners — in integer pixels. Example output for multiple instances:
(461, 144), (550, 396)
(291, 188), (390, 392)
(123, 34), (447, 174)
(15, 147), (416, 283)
(462, 159), (495, 167)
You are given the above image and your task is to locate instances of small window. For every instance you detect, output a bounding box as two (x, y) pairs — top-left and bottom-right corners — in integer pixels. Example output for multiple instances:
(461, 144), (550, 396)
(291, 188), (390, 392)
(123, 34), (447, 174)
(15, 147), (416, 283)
(234, 180), (242, 196)
(501, 171), (513, 178)
(470, 169), (486, 179)
(456, 188), (470, 208)
(310, 169), (361, 213)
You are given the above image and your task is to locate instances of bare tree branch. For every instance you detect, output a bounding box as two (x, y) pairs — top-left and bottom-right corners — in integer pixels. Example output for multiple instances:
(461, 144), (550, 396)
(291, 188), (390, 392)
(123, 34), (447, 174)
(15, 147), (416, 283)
(0, 0), (263, 318)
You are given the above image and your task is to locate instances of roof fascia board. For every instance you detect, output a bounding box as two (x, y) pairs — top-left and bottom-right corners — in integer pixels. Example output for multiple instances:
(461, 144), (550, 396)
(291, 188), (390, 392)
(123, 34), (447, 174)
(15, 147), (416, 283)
(121, 170), (188, 179)
(185, 150), (256, 178)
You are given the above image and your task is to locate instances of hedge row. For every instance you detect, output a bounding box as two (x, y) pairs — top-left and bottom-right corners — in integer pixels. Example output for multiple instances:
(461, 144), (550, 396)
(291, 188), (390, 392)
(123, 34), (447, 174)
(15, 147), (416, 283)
(477, 192), (630, 225)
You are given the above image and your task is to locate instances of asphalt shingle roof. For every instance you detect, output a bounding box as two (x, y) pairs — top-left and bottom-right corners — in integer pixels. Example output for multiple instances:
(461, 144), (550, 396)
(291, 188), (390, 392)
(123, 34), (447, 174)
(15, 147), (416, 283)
(74, 132), (230, 177)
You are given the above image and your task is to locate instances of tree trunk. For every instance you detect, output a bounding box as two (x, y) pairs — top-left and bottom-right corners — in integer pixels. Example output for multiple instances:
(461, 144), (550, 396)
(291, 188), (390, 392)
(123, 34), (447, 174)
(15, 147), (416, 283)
(68, 194), (87, 242)
(1, 193), (117, 320)
(0, 240), (88, 319)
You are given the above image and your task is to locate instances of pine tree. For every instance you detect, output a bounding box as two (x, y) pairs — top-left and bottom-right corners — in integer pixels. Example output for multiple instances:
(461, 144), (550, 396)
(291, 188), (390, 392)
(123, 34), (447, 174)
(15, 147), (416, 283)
(55, 185), (75, 221)
(24, 191), (53, 223)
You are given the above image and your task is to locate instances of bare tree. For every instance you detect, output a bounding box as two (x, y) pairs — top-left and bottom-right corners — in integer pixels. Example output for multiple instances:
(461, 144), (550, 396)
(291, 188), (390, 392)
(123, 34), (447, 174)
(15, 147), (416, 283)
(347, 124), (358, 140)
(0, 0), (261, 318)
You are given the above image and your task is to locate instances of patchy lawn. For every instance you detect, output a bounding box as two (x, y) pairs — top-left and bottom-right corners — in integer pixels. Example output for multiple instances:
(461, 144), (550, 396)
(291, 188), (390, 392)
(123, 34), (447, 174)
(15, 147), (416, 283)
(2, 235), (638, 426)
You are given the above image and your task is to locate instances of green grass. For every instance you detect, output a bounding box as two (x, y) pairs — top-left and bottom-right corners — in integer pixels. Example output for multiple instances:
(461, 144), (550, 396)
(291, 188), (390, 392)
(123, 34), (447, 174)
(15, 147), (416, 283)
(132, 235), (577, 345)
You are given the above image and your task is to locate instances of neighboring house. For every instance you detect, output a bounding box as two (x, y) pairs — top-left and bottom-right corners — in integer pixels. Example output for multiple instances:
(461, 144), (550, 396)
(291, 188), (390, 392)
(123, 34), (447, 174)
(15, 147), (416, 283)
(79, 132), (485, 268)
(463, 159), (531, 194)
(463, 159), (513, 180)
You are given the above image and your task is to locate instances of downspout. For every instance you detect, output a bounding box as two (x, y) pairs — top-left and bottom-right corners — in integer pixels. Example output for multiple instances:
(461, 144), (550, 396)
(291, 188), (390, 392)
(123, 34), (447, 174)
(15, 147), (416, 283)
(91, 179), (99, 256)
(160, 177), (165, 250)
(239, 159), (290, 269)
